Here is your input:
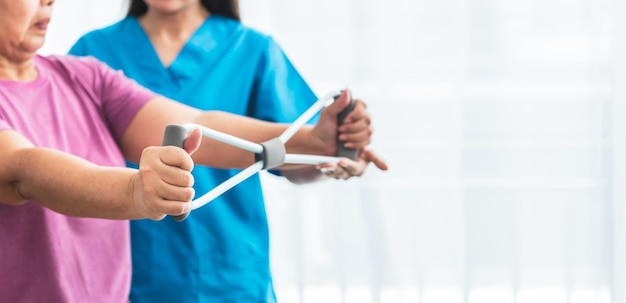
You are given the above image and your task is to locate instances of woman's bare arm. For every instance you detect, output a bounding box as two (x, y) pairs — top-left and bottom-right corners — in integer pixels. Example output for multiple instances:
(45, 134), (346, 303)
(0, 129), (194, 220)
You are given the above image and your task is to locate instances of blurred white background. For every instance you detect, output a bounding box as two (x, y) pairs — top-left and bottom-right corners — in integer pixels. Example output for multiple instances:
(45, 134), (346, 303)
(40, 0), (626, 302)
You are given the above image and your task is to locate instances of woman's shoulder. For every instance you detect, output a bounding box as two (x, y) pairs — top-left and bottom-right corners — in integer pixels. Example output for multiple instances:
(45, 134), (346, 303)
(39, 54), (104, 69)
(36, 55), (115, 84)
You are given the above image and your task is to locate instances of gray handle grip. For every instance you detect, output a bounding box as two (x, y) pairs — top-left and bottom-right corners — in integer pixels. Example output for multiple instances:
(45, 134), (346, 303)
(335, 90), (360, 160)
(162, 124), (190, 222)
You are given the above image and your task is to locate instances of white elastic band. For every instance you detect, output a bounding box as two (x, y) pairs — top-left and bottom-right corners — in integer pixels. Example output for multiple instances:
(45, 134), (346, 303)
(278, 90), (341, 143)
(181, 123), (264, 154)
(181, 90), (345, 210)
(191, 161), (264, 210)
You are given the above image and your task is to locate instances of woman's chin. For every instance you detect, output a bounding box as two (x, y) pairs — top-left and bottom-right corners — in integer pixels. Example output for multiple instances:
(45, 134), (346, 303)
(21, 39), (46, 54)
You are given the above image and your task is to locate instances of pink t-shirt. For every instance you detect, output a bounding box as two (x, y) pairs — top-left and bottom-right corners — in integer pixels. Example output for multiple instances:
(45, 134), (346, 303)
(0, 55), (156, 302)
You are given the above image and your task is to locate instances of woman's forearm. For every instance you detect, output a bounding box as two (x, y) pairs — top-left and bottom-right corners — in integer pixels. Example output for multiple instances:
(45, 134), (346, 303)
(7, 147), (140, 219)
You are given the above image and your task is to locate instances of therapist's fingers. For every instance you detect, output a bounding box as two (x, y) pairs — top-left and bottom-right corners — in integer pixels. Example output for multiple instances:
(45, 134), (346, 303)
(317, 161), (359, 180)
(317, 147), (389, 180)
(357, 147), (388, 171)
(324, 89), (352, 117)
(338, 98), (368, 125)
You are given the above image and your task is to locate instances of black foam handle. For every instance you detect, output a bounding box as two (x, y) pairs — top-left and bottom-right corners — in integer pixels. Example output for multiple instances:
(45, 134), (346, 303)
(162, 124), (190, 222)
(335, 90), (360, 160)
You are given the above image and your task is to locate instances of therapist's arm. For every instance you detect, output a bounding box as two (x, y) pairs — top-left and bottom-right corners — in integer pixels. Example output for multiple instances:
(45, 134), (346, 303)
(119, 91), (378, 169)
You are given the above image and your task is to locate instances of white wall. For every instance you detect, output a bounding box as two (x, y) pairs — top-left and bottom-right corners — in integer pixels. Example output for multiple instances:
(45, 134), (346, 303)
(39, 0), (126, 55)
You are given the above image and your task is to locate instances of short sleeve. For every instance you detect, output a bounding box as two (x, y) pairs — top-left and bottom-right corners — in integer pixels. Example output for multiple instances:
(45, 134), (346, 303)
(90, 58), (157, 140)
(68, 36), (88, 56)
(250, 37), (317, 123)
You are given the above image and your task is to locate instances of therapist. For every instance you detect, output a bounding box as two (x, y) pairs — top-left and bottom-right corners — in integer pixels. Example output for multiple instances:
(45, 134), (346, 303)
(69, 0), (388, 302)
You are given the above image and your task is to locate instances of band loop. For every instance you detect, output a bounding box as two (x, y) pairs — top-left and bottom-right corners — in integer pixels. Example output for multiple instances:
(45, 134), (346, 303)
(255, 138), (286, 169)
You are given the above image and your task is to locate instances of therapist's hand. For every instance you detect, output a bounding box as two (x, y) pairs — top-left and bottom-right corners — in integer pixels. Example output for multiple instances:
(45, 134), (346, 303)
(317, 147), (388, 179)
(314, 89), (388, 179)
(314, 89), (372, 154)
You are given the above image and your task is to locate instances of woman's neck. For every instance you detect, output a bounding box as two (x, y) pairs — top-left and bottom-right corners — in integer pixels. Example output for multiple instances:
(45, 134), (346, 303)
(0, 56), (37, 82)
(138, 4), (210, 67)
(139, 4), (209, 43)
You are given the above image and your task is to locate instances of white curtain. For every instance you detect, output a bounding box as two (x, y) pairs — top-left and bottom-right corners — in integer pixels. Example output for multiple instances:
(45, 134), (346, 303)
(41, 0), (626, 302)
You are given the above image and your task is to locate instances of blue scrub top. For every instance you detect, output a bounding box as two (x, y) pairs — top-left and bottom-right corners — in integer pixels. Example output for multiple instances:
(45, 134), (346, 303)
(70, 15), (317, 303)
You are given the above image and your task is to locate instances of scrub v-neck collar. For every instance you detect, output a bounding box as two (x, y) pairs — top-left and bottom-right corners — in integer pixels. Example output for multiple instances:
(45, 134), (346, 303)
(126, 15), (239, 96)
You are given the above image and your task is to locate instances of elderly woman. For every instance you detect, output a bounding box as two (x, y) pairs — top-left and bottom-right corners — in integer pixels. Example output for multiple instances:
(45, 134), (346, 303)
(0, 0), (387, 302)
